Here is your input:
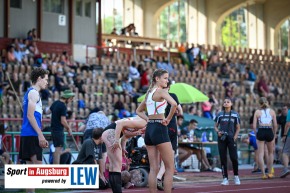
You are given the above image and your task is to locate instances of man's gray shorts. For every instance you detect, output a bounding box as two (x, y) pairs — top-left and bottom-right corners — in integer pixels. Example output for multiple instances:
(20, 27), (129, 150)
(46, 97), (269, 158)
(282, 137), (290, 156)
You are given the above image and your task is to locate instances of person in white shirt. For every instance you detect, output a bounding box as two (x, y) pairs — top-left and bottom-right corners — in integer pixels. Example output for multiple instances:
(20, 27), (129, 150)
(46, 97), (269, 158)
(128, 61), (140, 82)
(137, 134), (146, 148)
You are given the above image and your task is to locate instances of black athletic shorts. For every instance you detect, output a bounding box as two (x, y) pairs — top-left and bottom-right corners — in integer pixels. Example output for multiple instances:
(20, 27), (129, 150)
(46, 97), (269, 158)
(145, 120), (170, 146)
(103, 123), (116, 131)
(51, 130), (64, 147)
(256, 128), (274, 142)
(167, 122), (177, 153)
(19, 136), (42, 161)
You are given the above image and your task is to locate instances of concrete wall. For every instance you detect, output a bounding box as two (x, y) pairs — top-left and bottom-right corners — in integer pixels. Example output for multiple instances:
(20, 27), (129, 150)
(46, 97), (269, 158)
(42, 0), (69, 43)
(264, 0), (290, 54)
(9, 0), (37, 39)
(0, 0), (4, 37)
(73, 0), (96, 63)
(134, 0), (143, 36)
(74, 0), (96, 45)
(2, 0), (290, 55)
(73, 44), (96, 64)
(143, 0), (172, 38)
(124, 0), (134, 26)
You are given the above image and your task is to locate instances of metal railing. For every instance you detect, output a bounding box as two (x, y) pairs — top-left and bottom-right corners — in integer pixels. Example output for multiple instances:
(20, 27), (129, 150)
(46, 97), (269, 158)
(0, 118), (84, 163)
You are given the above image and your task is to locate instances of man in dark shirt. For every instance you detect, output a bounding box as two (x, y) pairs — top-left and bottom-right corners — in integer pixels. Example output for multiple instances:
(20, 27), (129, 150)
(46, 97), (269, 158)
(277, 106), (288, 138)
(74, 128), (103, 164)
(276, 106), (288, 163)
(73, 128), (108, 189)
(48, 90), (74, 165)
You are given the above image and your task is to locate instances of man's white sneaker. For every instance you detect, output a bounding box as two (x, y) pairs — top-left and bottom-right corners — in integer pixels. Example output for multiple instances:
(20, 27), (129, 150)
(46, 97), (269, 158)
(234, 176), (241, 185)
(221, 178), (229, 185)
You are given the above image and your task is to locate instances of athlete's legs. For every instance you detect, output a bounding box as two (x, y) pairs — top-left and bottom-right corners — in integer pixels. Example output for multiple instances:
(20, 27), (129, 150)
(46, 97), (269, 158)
(178, 147), (192, 164)
(147, 145), (159, 193)
(53, 147), (62, 164)
(266, 140), (275, 175)
(201, 149), (212, 169)
(102, 129), (122, 193)
(26, 154), (42, 193)
(157, 149), (175, 179)
(257, 140), (266, 176)
(157, 142), (174, 193)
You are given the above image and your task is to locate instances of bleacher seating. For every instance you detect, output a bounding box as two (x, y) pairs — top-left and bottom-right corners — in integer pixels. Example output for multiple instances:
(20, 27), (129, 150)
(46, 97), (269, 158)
(0, 40), (289, 134)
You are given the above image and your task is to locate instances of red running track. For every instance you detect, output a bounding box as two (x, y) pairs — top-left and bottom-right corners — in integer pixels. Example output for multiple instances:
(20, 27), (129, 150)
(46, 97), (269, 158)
(89, 178), (290, 193)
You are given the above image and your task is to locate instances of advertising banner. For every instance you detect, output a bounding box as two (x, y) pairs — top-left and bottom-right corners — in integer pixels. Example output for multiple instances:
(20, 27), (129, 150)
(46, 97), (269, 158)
(5, 165), (99, 189)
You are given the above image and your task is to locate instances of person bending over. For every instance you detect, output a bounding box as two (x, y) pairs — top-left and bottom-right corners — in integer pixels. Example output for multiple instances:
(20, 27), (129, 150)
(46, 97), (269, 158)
(103, 116), (147, 193)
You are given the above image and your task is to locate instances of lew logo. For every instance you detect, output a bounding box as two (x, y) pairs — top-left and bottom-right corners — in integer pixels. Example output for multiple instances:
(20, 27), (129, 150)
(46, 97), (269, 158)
(70, 167), (98, 185)
(5, 165), (99, 189)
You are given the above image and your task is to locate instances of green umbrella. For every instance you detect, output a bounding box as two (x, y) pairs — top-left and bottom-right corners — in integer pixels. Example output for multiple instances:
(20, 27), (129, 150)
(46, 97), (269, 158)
(137, 83), (209, 104)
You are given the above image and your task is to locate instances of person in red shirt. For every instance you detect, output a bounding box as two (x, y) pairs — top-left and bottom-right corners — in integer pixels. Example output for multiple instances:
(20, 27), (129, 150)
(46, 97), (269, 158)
(140, 68), (150, 90)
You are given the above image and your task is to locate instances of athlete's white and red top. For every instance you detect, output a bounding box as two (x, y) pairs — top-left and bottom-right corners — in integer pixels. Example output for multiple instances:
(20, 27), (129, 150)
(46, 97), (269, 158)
(146, 88), (167, 115)
(258, 108), (273, 128)
(21, 88), (43, 136)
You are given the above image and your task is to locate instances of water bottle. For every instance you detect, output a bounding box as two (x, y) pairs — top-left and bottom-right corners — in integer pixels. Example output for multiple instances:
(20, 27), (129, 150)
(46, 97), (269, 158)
(209, 131), (213, 142)
(189, 130), (194, 142)
(201, 132), (208, 142)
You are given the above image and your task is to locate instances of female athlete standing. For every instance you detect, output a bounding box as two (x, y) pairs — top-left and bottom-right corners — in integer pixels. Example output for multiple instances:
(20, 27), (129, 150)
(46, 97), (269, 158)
(136, 69), (177, 193)
(253, 97), (277, 179)
(214, 97), (241, 185)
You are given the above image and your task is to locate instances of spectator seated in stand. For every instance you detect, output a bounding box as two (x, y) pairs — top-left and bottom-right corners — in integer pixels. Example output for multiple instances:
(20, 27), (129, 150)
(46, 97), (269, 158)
(13, 44), (24, 63)
(243, 66), (257, 96)
(257, 74), (274, 101)
(128, 61), (140, 82)
(121, 23), (135, 36)
(114, 80), (124, 94)
(140, 68), (150, 91)
(114, 100), (131, 119)
(218, 62), (231, 79)
(223, 81), (235, 99)
(111, 28), (118, 35)
(122, 77), (140, 103)
(5, 46), (17, 65)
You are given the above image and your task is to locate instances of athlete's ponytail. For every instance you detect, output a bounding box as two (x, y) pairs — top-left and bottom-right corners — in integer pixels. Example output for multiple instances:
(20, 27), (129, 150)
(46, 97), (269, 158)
(259, 97), (269, 109)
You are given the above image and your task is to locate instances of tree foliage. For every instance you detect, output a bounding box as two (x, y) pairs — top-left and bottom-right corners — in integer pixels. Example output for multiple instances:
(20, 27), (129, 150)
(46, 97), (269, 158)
(280, 20), (289, 51)
(158, 0), (187, 42)
(221, 17), (247, 47)
(99, 15), (123, 34)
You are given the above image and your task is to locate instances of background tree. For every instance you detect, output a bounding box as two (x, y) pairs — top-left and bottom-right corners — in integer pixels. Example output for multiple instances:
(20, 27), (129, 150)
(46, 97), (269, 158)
(221, 16), (247, 47)
(158, 0), (187, 43)
(280, 20), (289, 52)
